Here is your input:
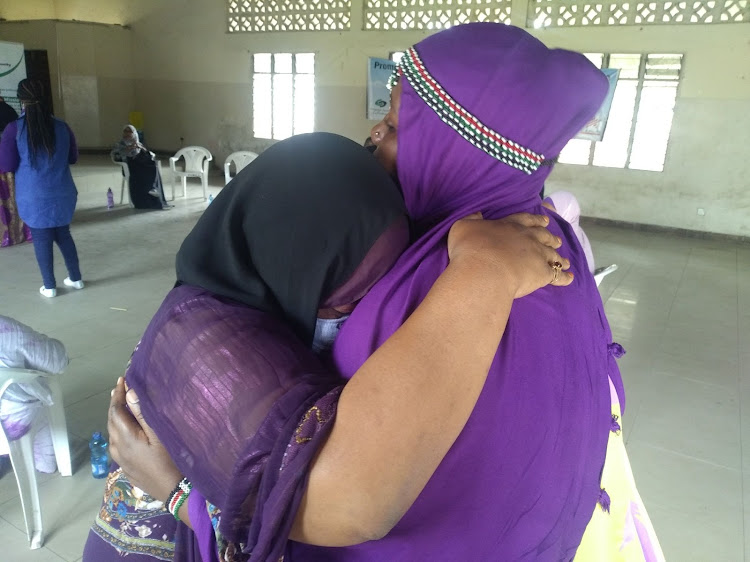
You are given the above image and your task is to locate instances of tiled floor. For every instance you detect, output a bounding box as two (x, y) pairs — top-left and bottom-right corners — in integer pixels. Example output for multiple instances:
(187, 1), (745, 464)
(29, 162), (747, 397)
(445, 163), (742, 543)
(0, 155), (748, 560)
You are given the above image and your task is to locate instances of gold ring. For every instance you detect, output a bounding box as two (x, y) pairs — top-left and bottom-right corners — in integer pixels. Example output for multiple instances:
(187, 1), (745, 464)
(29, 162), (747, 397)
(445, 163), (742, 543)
(551, 261), (563, 283)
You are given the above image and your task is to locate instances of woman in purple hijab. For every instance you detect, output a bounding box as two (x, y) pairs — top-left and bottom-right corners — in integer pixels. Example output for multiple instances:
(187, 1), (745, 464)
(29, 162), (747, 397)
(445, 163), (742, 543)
(293, 23), (662, 561)
(87, 131), (572, 561)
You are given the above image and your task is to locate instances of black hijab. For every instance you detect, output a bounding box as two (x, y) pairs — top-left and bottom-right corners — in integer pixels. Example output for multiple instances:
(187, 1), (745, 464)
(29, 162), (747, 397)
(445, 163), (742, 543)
(176, 132), (407, 345)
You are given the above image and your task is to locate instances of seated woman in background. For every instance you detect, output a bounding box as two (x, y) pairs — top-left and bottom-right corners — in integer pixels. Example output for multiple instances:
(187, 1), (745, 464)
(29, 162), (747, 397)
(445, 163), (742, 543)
(544, 190), (595, 274)
(112, 125), (170, 210)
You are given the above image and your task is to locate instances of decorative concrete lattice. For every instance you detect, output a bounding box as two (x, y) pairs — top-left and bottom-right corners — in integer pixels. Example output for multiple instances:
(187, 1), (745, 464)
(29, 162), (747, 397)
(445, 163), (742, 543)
(228, 0), (351, 32)
(527, 0), (749, 27)
(363, 0), (512, 31)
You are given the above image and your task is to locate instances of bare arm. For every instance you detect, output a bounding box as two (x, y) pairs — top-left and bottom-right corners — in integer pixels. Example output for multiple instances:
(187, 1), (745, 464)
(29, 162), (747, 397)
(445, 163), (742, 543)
(107, 214), (571, 547)
(291, 214), (571, 545)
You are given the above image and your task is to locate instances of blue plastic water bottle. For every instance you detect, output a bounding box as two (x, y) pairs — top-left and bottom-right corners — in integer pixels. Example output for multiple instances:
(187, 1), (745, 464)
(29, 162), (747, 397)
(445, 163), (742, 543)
(107, 188), (115, 210)
(90, 431), (110, 479)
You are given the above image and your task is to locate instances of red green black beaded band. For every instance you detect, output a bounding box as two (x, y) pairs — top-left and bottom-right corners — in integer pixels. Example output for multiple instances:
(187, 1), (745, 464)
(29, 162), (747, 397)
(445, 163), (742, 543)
(393, 47), (546, 175)
(167, 477), (193, 521)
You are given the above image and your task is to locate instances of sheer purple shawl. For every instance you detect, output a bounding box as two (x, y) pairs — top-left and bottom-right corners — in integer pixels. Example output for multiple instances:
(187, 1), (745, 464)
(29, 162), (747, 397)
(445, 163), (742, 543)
(294, 24), (624, 561)
(128, 286), (343, 561)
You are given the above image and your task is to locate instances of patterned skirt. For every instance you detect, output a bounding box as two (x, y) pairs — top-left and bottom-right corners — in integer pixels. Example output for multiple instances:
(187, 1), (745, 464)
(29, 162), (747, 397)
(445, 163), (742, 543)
(0, 173), (32, 248)
(83, 465), (177, 561)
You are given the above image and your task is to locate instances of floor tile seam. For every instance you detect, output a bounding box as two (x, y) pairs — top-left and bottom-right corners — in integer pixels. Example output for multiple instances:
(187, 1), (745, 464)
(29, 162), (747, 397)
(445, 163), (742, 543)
(622, 402), (642, 446)
(0, 505), (27, 534)
(604, 259), (630, 299)
(66, 334), (140, 361)
(647, 370), (744, 392)
(652, 246), (698, 364)
(36, 544), (71, 562)
(736, 248), (747, 558)
(62, 388), (108, 410)
(69, 426), (105, 442)
(628, 439), (743, 472)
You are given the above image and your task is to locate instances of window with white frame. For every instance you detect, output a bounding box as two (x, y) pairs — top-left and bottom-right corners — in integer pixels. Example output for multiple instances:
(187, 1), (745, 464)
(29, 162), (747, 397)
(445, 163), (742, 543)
(558, 53), (683, 172)
(253, 53), (315, 140)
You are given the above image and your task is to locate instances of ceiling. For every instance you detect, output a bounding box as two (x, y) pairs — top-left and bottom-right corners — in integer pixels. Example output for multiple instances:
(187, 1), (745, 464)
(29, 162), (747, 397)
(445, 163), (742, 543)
(0, 0), (176, 26)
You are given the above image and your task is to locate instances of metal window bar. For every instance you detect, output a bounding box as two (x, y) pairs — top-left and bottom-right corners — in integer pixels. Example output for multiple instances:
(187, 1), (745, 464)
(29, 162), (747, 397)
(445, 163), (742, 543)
(584, 52), (608, 165)
(628, 53), (683, 170)
(567, 51), (682, 169)
(623, 54), (647, 170)
(253, 53), (315, 140)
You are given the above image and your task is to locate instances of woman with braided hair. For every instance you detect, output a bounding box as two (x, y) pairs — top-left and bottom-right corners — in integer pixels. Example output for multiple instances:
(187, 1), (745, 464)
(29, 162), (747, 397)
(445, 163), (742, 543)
(0, 78), (84, 297)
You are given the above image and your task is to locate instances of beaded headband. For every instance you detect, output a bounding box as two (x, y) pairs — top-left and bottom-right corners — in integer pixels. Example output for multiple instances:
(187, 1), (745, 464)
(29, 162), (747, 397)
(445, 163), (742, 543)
(389, 47), (546, 175)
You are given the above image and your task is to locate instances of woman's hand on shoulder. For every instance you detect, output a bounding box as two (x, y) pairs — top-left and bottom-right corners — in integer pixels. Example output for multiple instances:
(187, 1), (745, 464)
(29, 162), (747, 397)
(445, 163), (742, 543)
(447, 212), (573, 299)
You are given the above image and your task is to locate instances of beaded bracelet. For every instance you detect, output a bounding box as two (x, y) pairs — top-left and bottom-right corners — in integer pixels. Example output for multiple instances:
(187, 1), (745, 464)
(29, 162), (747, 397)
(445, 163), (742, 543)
(166, 477), (193, 521)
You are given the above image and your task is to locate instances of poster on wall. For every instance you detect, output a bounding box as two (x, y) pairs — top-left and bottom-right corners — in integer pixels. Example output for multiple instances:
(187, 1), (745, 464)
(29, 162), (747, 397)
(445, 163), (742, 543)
(574, 68), (620, 142)
(0, 42), (27, 114)
(367, 57), (397, 121)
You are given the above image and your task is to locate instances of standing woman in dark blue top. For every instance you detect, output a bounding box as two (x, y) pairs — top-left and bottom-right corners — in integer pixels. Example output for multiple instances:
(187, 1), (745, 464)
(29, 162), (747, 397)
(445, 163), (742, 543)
(0, 79), (84, 298)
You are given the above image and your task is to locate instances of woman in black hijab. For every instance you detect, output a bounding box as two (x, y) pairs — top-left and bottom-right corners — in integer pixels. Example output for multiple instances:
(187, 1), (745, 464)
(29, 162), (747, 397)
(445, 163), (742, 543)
(87, 132), (571, 562)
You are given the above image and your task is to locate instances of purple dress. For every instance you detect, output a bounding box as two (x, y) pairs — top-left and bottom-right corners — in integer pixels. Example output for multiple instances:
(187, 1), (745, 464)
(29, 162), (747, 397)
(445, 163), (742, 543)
(293, 24), (623, 561)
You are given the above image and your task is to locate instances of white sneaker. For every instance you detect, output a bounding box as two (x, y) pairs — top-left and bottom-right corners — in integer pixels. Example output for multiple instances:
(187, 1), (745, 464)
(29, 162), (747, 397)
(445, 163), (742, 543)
(63, 277), (84, 290)
(39, 286), (57, 298)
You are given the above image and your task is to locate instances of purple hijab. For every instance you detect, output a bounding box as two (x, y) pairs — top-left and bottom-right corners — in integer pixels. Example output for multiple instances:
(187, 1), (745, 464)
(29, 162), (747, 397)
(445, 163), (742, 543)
(293, 24), (624, 561)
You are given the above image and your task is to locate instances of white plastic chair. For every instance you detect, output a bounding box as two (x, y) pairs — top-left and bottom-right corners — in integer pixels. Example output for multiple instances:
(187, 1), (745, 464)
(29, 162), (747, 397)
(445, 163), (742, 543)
(594, 264), (618, 287)
(110, 153), (132, 207)
(0, 368), (72, 550)
(224, 151), (258, 185)
(169, 146), (213, 200)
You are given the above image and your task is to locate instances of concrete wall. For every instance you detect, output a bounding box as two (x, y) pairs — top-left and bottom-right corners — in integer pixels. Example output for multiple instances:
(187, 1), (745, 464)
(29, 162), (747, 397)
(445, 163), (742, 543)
(128, 0), (426, 157)
(1, 1), (748, 236)
(0, 0), (164, 26)
(536, 25), (750, 237)
(0, 21), (61, 116)
(0, 20), (135, 148)
(128, 0), (749, 236)
(0, 0), (55, 21)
